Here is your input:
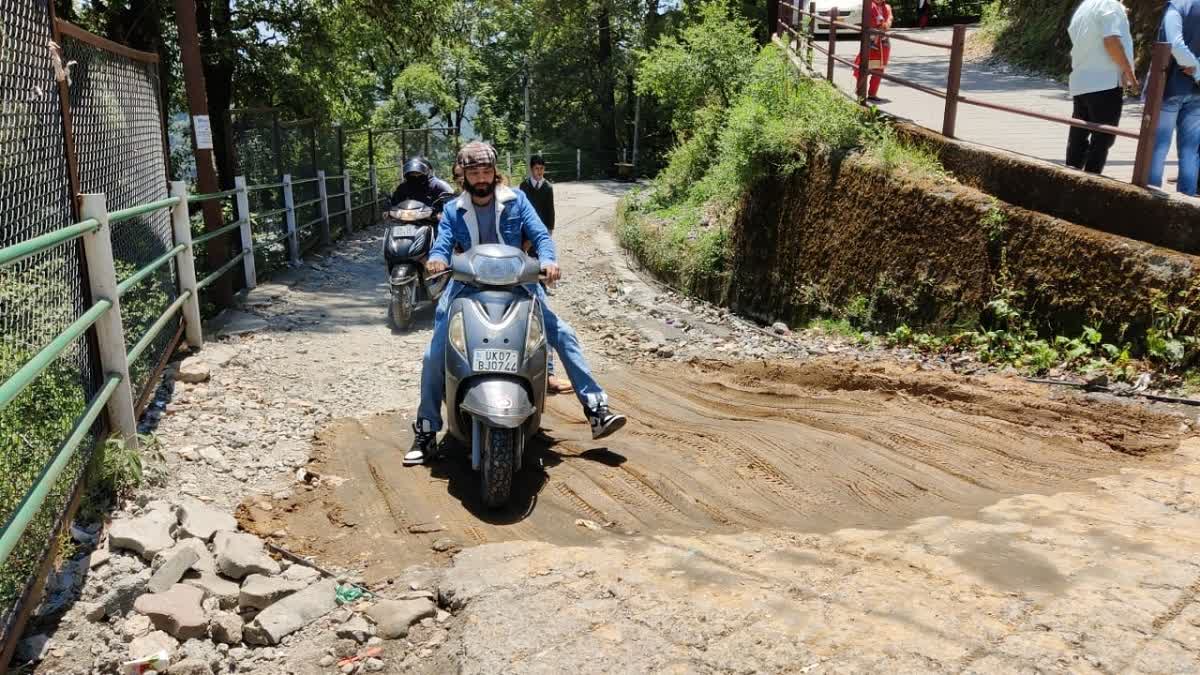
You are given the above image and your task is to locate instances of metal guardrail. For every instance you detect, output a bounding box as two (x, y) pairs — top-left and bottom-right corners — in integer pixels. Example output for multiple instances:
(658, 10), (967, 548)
(776, 0), (1169, 187)
(0, 163), (385, 614)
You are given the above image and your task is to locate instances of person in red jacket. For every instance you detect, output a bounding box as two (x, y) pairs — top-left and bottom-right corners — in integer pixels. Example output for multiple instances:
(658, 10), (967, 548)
(854, 0), (894, 103)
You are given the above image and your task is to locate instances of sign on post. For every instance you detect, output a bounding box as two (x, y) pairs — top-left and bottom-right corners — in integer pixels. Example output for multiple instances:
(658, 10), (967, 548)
(192, 115), (213, 150)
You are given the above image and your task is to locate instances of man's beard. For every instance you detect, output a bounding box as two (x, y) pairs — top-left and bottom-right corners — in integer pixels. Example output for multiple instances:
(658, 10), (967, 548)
(466, 178), (495, 199)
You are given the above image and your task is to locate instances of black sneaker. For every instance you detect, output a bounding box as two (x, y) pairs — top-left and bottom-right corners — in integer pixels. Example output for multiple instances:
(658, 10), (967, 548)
(587, 404), (627, 440)
(405, 420), (437, 465)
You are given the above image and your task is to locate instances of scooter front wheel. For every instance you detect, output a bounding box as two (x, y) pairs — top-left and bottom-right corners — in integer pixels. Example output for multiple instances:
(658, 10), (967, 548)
(479, 425), (515, 509)
(389, 282), (416, 332)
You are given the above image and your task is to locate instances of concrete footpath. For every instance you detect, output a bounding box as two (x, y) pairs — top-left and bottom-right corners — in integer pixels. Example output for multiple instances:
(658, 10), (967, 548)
(827, 26), (1184, 188)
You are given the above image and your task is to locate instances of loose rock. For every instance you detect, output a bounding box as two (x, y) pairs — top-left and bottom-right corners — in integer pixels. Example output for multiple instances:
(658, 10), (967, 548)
(93, 571), (151, 620)
(169, 657), (214, 675)
(337, 615), (374, 644)
(208, 612), (244, 645)
(365, 598), (436, 639)
(134, 583), (208, 640)
(155, 538), (216, 575)
(365, 657), (385, 672)
(243, 579), (337, 645)
(120, 614), (154, 641)
(128, 630), (178, 659)
(176, 357), (212, 383)
(214, 531), (280, 580)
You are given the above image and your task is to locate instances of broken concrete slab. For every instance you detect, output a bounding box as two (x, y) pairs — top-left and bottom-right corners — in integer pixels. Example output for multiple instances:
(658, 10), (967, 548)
(154, 538), (216, 575)
(108, 511), (176, 561)
(175, 501), (237, 542)
(213, 531), (279, 580)
(133, 583), (208, 640)
(365, 598), (436, 639)
(182, 571), (240, 610)
(238, 574), (306, 611)
(243, 579), (337, 646)
(209, 309), (269, 339)
(147, 547), (200, 594)
(281, 564), (322, 585)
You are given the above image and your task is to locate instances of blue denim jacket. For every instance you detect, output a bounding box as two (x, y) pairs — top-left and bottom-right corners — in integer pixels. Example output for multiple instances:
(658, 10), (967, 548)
(428, 185), (557, 268)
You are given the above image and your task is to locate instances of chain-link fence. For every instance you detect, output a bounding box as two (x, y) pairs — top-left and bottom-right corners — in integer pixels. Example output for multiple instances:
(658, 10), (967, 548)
(60, 31), (177, 408)
(0, 0), (101, 648)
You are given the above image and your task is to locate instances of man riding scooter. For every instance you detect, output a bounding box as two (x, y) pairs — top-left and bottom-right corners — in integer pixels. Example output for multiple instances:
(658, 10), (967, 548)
(405, 141), (627, 465)
(392, 157), (455, 210)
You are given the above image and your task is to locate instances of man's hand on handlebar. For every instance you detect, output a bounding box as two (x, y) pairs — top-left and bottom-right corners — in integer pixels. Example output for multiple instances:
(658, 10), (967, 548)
(426, 259), (449, 275)
(542, 263), (561, 284)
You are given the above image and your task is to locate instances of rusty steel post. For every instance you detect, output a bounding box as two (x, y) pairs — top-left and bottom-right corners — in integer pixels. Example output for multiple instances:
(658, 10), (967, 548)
(942, 25), (966, 137)
(1133, 42), (1171, 188)
(856, 0), (872, 101)
(174, 0), (232, 307)
(827, 8), (837, 82)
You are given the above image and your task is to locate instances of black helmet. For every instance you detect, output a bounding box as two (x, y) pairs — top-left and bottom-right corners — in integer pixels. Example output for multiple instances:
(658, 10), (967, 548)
(402, 158), (432, 181)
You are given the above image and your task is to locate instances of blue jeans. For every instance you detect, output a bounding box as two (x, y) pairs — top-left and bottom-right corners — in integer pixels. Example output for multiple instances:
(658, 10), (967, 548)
(417, 281), (605, 431)
(1149, 93), (1200, 196)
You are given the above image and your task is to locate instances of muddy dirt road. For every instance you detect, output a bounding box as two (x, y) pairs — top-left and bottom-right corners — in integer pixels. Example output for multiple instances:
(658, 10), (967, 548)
(239, 183), (1186, 570)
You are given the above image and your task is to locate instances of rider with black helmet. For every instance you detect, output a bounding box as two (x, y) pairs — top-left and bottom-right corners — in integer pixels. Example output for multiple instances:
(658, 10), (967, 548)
(391, 157), (454, 211)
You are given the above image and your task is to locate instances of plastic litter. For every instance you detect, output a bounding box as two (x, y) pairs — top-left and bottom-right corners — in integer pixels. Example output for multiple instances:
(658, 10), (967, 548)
(335, 584), (366, 604)
(122, 649), (169, 675)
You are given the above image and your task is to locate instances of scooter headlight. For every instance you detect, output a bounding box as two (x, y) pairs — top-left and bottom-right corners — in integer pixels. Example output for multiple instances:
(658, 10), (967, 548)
(524, 301), (545, 357)
(449, 311), (467, 356)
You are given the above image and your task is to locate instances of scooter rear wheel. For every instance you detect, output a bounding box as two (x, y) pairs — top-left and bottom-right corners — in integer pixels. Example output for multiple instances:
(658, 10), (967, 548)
(480, 425), (515, 509)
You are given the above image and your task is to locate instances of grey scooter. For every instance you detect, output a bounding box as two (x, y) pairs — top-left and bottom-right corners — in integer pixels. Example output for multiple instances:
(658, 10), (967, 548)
(443, 244), (549, 508)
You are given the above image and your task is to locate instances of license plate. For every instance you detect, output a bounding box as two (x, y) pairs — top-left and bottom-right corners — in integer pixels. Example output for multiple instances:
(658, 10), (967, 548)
(472, 349), (519, 373)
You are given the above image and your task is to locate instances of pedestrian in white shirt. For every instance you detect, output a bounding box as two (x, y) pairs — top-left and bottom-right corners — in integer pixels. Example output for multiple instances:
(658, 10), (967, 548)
(1066, 0), (1138, 174)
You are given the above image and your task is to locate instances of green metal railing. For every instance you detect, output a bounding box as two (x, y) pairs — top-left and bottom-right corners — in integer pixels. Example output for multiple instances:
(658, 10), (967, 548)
(0, 220), (98, 269)
(0, 373), (121, 564)
(0, 167), (378, 572)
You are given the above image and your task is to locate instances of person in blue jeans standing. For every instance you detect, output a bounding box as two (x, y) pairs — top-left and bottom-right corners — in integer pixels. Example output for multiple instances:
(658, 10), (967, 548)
(405, 142), (627, 465)
(1149, 0), (1200, 196)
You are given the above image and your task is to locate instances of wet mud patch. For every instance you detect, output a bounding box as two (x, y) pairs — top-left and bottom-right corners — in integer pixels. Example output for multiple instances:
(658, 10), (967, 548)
(239, 358), (1186, 583)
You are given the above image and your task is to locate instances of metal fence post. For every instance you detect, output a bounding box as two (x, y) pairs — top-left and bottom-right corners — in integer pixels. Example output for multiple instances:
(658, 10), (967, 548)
(169, 182), (204, 348)
(791, 0), (800, 51)
(234, 176), (256, 289)
(1133, 42), (1171, 188)
(943, 25), (966, 138)
(856, 0), (872, 101)
(577, 149), (581, 181)
(827, 8), (837, 82)
(317, 169), (331, 246)
(342, 172), (353, 234)
(370, 165), (379, 211)
(283, 174), (300, 265)
(808, 2), (817, 69)
(79, 194), (138, 446)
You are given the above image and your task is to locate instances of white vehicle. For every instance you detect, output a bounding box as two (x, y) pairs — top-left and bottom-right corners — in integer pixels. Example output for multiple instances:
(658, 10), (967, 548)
(792, 0), (863, 36)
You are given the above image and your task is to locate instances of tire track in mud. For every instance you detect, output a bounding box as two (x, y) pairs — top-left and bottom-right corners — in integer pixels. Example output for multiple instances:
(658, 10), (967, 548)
(240, 358), (1185, 582)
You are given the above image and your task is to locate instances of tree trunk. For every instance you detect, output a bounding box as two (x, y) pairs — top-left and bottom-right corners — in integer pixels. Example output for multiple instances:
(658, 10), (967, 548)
(596, 0), (618, 152)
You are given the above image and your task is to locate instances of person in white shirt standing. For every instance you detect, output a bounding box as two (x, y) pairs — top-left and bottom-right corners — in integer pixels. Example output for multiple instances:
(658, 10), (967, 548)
(1066, 0), (1138, 174)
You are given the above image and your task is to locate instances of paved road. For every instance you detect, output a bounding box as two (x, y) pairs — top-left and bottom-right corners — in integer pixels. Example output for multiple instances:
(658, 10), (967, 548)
(825, 26), (1183, 187)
